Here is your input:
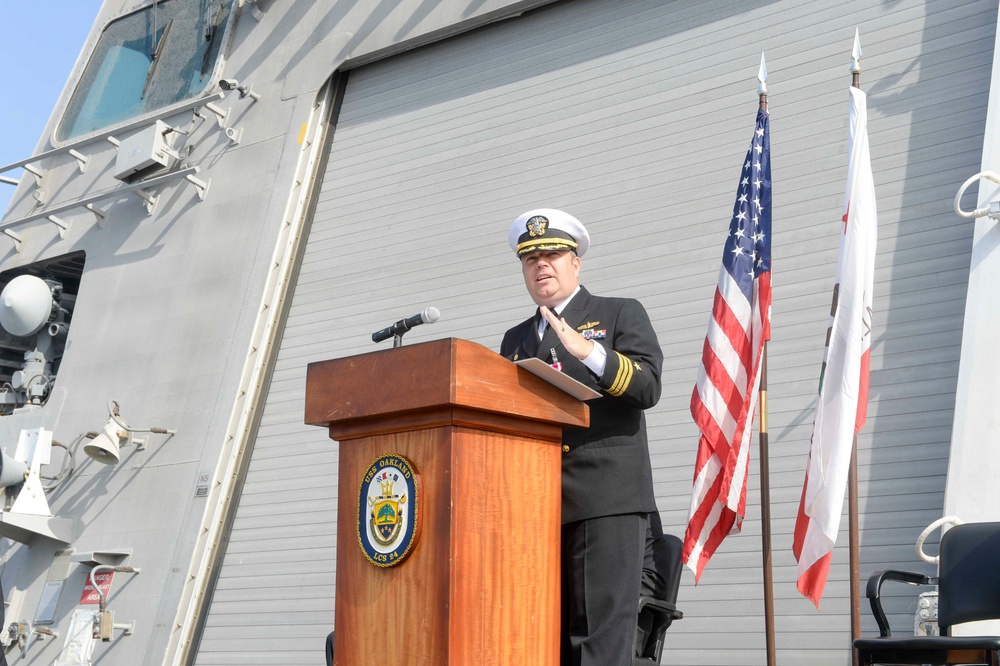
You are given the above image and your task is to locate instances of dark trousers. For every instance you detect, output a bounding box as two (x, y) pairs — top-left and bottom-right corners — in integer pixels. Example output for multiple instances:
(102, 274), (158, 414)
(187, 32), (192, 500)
(561, 513), (646, 666)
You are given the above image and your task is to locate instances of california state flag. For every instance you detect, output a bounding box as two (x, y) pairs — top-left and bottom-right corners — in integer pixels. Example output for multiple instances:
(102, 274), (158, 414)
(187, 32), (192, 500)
(793, 85), (877, 608)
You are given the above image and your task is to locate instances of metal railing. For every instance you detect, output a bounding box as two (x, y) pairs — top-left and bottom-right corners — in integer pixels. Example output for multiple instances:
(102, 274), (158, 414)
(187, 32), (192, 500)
(0, 167), (209, 252)
(0, 92), (227, 188)
(0, 92), (236, 251)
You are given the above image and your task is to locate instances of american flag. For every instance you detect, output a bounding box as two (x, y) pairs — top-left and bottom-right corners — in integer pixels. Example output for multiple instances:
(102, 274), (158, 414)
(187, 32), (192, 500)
(683, 109), (772, 581)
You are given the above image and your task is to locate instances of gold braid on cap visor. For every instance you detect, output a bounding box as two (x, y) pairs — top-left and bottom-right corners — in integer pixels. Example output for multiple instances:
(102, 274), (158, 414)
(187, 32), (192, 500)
(516, 237), (579, 256)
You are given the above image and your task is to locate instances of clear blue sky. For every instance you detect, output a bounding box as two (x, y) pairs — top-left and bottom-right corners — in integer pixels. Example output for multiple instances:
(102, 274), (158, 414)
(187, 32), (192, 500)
(0, 1), (106, 214)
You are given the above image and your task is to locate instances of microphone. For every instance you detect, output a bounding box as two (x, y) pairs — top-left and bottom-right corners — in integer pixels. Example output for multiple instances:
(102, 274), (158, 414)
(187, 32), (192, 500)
(372, 307), (440, 343)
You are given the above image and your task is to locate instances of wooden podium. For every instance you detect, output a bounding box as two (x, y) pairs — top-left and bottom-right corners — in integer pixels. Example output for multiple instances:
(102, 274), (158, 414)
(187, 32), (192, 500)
(305, 338), (588, 665)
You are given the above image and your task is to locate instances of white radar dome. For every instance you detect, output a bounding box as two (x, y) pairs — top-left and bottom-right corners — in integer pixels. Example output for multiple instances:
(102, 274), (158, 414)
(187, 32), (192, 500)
(0, 275), (54, 337)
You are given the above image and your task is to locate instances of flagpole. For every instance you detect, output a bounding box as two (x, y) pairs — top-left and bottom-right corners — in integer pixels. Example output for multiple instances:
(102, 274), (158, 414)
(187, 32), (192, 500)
(756, 52), (777, 666)
(848, 29), (863, 666)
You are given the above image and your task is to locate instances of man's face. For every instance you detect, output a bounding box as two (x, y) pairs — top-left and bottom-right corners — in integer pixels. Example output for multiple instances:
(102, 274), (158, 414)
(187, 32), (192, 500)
(521, 250), (581, 308)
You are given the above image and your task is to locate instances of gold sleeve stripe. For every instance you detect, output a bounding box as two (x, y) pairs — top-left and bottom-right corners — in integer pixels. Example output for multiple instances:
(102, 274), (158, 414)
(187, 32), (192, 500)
(608, 351), (634, 396)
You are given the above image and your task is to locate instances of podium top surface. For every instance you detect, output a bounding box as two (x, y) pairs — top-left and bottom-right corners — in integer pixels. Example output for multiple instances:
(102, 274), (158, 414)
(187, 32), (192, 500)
(304, 338), (589, 430)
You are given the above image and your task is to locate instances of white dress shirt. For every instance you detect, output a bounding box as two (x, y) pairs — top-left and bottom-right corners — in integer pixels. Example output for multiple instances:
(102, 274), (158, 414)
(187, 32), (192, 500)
(537, 286), (607, 376)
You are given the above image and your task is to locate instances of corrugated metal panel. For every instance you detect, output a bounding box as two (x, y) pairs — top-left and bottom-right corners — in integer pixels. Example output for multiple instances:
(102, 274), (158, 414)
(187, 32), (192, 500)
(198, 0), (995, 663)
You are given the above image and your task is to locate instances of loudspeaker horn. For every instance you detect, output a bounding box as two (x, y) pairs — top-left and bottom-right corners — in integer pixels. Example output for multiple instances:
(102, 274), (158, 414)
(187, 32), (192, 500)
(0, 449), (28, 488)
(83, 419), (124, 465)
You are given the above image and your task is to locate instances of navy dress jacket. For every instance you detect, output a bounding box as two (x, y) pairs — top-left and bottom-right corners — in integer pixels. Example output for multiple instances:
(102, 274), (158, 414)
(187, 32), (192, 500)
(500, 286), (663, 524)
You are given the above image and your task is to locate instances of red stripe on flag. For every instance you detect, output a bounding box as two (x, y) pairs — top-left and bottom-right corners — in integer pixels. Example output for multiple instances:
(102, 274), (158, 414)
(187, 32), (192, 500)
(683, 453), (721, 554)
(698, 340), (743, 431)
(690, 386), (733, 460)
(797, 553), (832, 609)
(699, 337), (743, 422)
(793, 461), (830, 607)
(681, 443), (739, 582)
(758, 271), (772, 341)
(689, 508), (737, 582)
(855, 347), (870, 434)
(712, 288), (752, 371)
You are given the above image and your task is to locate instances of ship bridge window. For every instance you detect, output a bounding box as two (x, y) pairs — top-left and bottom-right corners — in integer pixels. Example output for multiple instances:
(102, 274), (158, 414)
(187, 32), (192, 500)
(0, 252), (85, 414)
(58, 0), (234, 142)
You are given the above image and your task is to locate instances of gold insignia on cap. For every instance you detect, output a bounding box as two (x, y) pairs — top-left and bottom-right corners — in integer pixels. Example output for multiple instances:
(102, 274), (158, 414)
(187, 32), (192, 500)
(526, 215), (549, 237)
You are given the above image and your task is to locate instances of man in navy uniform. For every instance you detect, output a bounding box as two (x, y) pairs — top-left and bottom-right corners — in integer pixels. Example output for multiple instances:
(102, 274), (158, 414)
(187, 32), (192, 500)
(500, 209), (663, 666)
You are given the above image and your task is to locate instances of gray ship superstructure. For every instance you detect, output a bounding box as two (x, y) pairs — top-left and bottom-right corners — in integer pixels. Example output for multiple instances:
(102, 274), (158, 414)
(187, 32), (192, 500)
(1, 1), (999, 664)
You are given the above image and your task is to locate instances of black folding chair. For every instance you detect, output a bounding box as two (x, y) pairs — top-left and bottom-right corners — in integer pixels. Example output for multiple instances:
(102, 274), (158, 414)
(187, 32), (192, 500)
(634, 524), (684, 665)
(854, 521), (1000, 665)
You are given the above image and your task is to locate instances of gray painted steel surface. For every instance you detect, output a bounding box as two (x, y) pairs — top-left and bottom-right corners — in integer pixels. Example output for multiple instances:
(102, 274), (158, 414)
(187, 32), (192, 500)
(0, 0), (987, 664)
(203, 1), (997, 664)
(0, 2), (565, 665)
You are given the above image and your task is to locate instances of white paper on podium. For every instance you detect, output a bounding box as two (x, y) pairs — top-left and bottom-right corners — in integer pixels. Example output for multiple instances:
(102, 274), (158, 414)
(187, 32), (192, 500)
(514, 358), (601, 401)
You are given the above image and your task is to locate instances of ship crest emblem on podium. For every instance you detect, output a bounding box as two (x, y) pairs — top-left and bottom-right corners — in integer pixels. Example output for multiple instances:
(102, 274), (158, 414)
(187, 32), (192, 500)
(357, 454), (421, 567)
(371, 476), (404, 545)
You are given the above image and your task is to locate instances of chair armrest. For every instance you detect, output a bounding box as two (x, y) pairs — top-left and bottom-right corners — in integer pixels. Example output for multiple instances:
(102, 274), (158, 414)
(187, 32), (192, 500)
(865, 569), (936, 637)
(639, 595), (684, 621)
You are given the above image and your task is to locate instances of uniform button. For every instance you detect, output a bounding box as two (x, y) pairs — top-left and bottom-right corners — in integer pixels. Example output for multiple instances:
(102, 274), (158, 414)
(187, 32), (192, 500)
(562, 445), (570, 453)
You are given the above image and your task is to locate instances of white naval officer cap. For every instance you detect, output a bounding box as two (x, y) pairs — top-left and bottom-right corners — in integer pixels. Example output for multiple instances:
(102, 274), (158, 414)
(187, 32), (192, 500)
(508, 208), (590, 258)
